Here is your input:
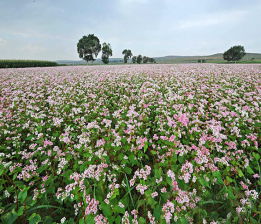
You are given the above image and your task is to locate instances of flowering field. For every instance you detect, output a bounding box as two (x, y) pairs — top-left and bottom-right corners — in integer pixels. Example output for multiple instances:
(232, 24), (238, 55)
(0, 64), (260, 224)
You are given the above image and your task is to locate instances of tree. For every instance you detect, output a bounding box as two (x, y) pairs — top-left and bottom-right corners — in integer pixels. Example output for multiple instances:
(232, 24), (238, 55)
(198, 59), (201, 63)
(77, 34), (101, 64)
(101, 42), (113, 64)
(202, 59), (206, 63)
(137, 55), (142, 64)
(223, 45), (246, 62)
(122, 49), (133, 63)
(132, 56), (137, 63)
(148, 58), (156, 63)
(143, 56), (149, 64)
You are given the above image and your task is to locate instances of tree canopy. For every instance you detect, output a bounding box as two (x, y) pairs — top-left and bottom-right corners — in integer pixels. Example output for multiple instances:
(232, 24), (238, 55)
(101, 42), (113, 64)
(122, 49), (133, 63)
(77, 34), (101, 64)
(137, 55), (142, 64)
(223, 45), (246, 62)
(143, 56), (149, 64)
(132, 56), (137, 63)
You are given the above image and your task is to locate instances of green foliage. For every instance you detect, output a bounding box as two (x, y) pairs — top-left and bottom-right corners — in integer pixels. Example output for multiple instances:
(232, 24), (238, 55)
(0, 65), (260, 223)
(142, 56), (149, 64)
(77, 34), (101, 64)
(137, 54), (142, 64)
(132, 56), (137, 64)
(101, 42), (113, 64)
(0, 60), (58, 68)
(148, 57), (156, 63)
(122, 49), (133, 63)
(223, 45), (246, 62)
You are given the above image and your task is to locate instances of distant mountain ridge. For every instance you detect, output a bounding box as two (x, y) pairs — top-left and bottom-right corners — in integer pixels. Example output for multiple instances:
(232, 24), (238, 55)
(56, 53), (261, 64)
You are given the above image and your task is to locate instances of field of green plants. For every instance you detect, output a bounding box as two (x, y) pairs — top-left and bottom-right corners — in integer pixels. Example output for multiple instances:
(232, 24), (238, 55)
(0, 60), (58, 68)
(0, 64), (260, 224)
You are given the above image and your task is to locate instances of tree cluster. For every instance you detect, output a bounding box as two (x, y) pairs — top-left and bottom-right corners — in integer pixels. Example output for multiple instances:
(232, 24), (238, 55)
(122, 49), (133, 63)
(223, 45), (246, 62)
(78, 34), (247, 65)
(132, 55), (156, 64)
(77, 34), (113, 64)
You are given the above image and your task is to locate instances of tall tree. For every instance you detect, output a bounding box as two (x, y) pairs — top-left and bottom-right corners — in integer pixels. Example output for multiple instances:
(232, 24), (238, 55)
(122, 49), (133, 63)
(137, 55), (142, 64)
(101, 42), (113, 64)
(223, 45), (246, 62)
(77, 34), (101, 64)
(143, 56), (149, 64)
(132, 56), (137, 63)
(148, 58), (156, 63)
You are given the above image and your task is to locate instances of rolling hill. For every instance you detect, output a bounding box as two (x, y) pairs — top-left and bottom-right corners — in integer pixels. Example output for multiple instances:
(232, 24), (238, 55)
(56, 53), (261, 65)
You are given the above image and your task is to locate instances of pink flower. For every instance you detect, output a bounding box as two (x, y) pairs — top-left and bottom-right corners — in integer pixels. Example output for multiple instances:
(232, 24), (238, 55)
(160, 136), (168, 140)
(253, 174), (260, 178)
(151, 191), (158, 198)
(169, 135), (175, 142)
(178, 114), (189, 126)
(119, 202), (125, 208)
(96, 138), (105, 147)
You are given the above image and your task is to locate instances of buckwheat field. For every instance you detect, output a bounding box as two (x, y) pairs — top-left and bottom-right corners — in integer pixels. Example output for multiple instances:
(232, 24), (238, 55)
(0, 64), (260, 224)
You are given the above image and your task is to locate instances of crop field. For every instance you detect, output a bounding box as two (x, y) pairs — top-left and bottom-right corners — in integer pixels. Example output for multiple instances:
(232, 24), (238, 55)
(0, 64), (260, 224)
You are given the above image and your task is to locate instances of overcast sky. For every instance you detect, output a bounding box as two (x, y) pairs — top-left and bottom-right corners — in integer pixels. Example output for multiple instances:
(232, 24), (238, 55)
(0, 0), (260, 61)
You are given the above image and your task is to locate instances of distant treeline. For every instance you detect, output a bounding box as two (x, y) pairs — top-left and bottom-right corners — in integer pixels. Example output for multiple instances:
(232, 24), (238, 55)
(0, 60), (58, 68)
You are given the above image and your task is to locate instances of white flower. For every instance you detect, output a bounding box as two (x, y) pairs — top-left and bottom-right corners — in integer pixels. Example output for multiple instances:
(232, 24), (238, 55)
(4, 190), (10, 198)
(119, 202), (125, 208)
(61, 217), (66, 223)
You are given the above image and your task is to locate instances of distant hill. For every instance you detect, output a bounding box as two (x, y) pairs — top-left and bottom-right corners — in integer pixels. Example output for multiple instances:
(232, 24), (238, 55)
(153, 53), (261, 63)
(56, 58), (124, 65)
(56, 53), (261, 64)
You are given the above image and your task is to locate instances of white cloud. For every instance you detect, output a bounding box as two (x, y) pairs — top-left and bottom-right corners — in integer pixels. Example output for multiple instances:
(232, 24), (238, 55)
(0, 38), (6, 45)
(10, 31), (31, 38)
(20, 44), (45, 53)
(10, 30), (73, 41)
(177, 10), (248, 29)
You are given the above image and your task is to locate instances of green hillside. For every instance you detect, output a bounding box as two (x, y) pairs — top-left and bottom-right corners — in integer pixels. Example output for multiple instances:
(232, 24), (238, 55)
(56, 53), (261, 65)
(154, 53), (261, 64)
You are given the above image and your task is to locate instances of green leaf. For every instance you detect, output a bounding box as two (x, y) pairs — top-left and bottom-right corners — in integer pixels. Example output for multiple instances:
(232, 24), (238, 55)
(28, 213), (41, 224)
(227, 186), (235, 199)
(250, 217), (259, 224)
(155, 167), (162, 179)
(247, 166), (254, 174)
(144, 143), (148, 152)
(17, 206), (24, 216)
(253, 152), (260, 160)
(138, 217), (146, 224)
(42, 216), (53, 224)
(145, 190), (152, 198)
(2, 209), (18, 224)
(153, 204), (161, 219)
(100, 202), (112, 216)
(147, 197), (157, 206)
(199, 177), (209, 187)
(136, 199), (145, 209)
(79, 218), (85, 224)
(68, 218), (76, 224)
(85, 215), (94, 224)
(114, 205), (125, 214)
(110, 188), (119, 200)
(18, 189), (28, 202)
(180, 217), (189, 224)
(238, 169), (244, 177)
(123, 167), (132, 174)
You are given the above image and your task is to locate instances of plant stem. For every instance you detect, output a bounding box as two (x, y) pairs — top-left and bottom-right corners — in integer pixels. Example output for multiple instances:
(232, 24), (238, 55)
(78, 191), (86, 221)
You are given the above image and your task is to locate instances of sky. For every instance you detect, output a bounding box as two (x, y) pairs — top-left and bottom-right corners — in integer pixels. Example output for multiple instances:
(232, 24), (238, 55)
(0, 0), (260, 61)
